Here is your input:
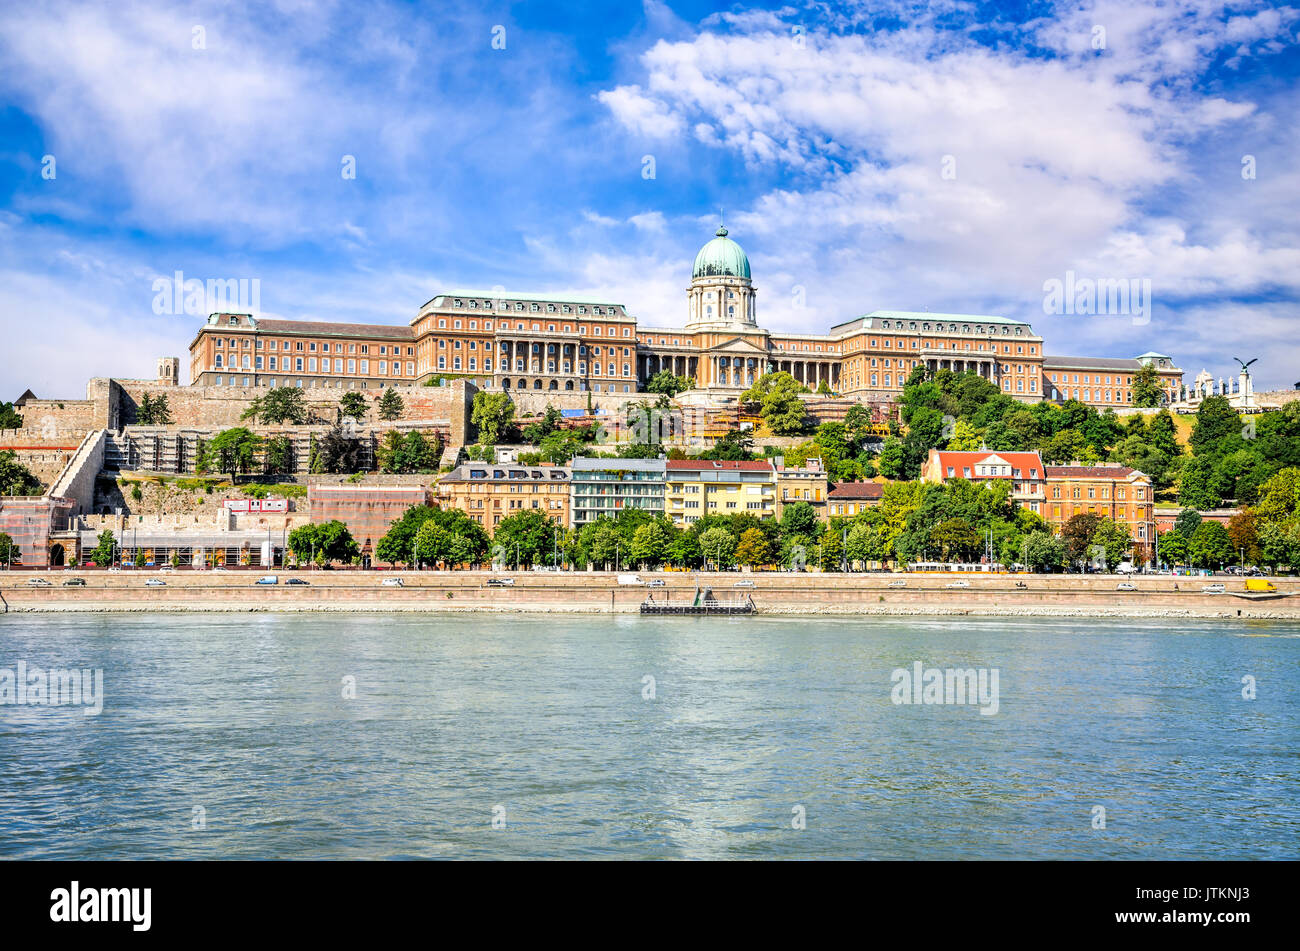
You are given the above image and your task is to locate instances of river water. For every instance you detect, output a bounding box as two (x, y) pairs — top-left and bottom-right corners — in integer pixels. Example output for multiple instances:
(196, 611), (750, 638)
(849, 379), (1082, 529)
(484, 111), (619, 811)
(1, 613), (1296, 859)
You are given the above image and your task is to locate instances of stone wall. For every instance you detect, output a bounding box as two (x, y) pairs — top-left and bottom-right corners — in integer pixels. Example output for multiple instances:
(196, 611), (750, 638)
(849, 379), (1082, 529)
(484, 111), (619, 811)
(1256, 389), (1300, 407)
(91, 477), (305, 520)
(85, 376), (476, 445)
(507, 390), (647, 418)
(48, 430), (106, 515)
(10, 400), (101, 431)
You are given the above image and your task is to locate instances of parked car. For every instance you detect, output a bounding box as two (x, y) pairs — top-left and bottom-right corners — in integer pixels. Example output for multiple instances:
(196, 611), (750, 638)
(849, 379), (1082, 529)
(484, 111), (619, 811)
(285, 578), (311, 586)
(887, 580), (907, 588)
(145, 578), (166, 587)
(26, 578), (52, 587)
(487, 578), (514, 587)
(733, 580), (755, 588)
(1202, 583), (1225, 594)
(647, 579), (666, 587)
(946, 580), (971, 588)
(381, 578), (404, 587)
(107, 566), (122, 572)
(1116, 582), (1137, 591)
(62, 578), (86, 586)
(158, 565), (174, 573)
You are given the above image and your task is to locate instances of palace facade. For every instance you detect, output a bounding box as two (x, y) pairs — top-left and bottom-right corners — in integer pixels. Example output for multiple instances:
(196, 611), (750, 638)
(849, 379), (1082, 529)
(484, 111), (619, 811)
(185, 224), (1182, 407)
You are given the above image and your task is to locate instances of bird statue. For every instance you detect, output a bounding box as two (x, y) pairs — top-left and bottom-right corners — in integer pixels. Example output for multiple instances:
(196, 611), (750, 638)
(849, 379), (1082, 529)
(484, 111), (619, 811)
(1233, 357), (1258, 377)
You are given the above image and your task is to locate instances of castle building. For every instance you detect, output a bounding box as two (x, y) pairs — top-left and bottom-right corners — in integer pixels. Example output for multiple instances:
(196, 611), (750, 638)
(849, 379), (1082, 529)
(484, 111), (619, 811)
(183, 223), (1177, 408)
(1042, 353), (1183, 409)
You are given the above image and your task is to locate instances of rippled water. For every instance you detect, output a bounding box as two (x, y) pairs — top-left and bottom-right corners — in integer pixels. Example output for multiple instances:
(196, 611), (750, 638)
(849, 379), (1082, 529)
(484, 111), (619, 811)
(1, 613), (1297, 859)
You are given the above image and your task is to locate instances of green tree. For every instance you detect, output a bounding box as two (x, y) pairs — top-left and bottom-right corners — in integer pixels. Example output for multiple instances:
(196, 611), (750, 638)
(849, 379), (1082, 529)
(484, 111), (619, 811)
(742, 372), (809, 436)
(735, 527), (771, 567)
(630, 521), (669, 568)
(316, 424), (362, 474)
(844, 522), (881, 569)
(200, 428), (263, 483)
(645, 371), (694, 398)
(414, 519), (454, 568)
(0, 450), (42, 495)
(378, 387), (405, 421)
(779, 501), (819, 538)
(929, 517), (981, 562)
(699, 526), (736, 569)
(264, 435), (293, 475)
(339, 391), (368, 422)
(1178, 456), (1222, 509)
(89, 529), (117, 568)
(1189, 395), (1241, 457)
(492, 509), (553, 568)
(0, 401), (22, 429)
(1061, 512), (1103, 566)
(375, 504), (437, 566)
(1090, 518), (1133, 571)
(288, 520), (359, 565)
(665, 529), (700, 568)
(1131, 362), (1164, 407)
(0, 531), (18, 565)
(1021, 530), (1065, 572)
(471, 391), (515, 445)
(1188, 521), (1232, 569)
(136, 392), (173, 425)
(818, 526), (844, 571)
(1157, 530), (1189, 567)
(877, 437), (906, 479)
(241, 386), (308, 425)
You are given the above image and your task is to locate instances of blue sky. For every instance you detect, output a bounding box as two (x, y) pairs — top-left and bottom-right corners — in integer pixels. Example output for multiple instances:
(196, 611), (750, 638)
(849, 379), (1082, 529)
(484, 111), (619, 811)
(1, 0), (1297, 396)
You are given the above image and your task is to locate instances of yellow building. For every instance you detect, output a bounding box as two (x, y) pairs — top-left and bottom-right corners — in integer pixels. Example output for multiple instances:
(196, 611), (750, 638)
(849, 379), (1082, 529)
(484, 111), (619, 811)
(664, 459), (777, 526)
(773, 456), (829, 521)
(436, 463), (570, 530)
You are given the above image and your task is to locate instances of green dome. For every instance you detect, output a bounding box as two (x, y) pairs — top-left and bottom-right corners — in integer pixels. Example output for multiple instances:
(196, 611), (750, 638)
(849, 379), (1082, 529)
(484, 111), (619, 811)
(692, 226), (751, 279)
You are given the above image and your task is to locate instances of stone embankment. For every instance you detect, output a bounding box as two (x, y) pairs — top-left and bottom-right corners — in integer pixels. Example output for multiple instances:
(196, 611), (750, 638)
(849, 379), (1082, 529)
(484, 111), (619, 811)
(2, 571), (1297, 619)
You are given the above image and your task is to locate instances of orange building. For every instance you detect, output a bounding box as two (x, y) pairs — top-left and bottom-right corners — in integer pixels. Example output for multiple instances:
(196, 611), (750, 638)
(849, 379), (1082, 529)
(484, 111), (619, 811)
(1042, 353), (1183, 408)
(826, 481), (884, 517)
(190, 313), (418, 389)
(1044, 463), (1155, 558)
(436, 463), (570, 530)
(774, 456), (829, 521)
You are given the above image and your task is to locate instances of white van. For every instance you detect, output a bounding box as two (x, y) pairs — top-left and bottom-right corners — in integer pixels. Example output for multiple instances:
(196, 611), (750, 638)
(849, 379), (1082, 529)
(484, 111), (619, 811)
(1116, 562), (1138, 575)
(617, 574), (644, 585)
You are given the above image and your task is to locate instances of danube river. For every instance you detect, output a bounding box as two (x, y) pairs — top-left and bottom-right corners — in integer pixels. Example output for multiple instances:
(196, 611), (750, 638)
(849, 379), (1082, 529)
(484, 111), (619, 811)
(1, 613), (1296, 860)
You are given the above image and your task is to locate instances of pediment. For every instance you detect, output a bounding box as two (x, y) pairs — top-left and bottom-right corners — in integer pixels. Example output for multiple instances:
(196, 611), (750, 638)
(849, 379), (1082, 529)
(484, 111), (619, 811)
(707, 337), (770, 355)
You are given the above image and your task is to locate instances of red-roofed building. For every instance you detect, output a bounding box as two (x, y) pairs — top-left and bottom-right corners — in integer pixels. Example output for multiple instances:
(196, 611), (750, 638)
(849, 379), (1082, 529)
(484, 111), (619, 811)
(664, 458), (776, 525)
(828, 481), (884, 517)
(921, 449), (1046, 512)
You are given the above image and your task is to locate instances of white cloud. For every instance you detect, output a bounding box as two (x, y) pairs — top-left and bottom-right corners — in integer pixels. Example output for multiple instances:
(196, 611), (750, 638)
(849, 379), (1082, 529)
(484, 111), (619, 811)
(593, 1), (1300, 388)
